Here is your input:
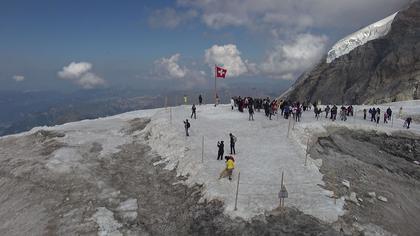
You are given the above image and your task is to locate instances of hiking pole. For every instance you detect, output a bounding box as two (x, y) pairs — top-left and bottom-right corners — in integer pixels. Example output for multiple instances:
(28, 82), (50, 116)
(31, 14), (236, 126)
(234, 171), (241, 211)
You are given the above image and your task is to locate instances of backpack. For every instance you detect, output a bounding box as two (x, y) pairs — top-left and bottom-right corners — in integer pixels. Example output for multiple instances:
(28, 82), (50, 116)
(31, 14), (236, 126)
(233, 135), (237, 143)
(187, 122), (190, 128)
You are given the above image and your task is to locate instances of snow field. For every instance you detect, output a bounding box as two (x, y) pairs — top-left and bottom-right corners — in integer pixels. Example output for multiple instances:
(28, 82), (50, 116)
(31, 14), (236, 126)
(145, 101), (420, 222)
(146, 104), (345, 222)
(3, 99), (418, 227)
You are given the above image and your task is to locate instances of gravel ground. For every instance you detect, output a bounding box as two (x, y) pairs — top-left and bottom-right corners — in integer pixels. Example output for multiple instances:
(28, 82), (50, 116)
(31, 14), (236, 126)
(310, 127), (420, 236)
(0, 119), (339, 236)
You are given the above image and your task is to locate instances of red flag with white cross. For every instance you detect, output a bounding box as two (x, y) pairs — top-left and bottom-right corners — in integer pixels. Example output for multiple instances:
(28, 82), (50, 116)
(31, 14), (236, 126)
(215, 66), (227, 79)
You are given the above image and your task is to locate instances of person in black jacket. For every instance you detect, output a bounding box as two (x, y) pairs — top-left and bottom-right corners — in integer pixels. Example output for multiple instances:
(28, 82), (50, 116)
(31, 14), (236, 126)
(217, 141), (224, 160)
(229, 133), (236, 155)
(191, 104), (197, 119)
(404, 117), (412, 129)
(248, 105), (254, 121)
(198, 95), (203, 105)
(183, 119), (190, 136)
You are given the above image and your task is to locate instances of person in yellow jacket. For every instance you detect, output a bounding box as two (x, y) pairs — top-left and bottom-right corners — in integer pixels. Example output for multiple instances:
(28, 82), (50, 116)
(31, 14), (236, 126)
(219, 156), (235, 180)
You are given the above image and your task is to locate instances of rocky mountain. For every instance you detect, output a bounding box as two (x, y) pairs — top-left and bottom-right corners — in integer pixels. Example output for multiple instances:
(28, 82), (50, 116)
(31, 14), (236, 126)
(284, 0), (420, 105)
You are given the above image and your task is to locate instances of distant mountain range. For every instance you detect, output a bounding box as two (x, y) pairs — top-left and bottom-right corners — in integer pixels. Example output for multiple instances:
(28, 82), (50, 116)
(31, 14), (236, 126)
(284, 0), (420, 105)
(0, 85), (286, 136)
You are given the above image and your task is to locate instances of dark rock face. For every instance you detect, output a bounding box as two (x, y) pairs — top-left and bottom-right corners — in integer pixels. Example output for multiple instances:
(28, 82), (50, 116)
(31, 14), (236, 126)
(285, 1), (420, 105)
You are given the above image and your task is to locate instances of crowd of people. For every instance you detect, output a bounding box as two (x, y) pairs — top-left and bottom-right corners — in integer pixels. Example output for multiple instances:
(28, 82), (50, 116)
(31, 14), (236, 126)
(182, 94), (415, 181)
(231, 96), (280, 120)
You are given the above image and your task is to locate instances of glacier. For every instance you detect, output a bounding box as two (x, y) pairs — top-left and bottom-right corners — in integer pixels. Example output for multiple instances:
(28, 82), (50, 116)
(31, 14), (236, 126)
(327, 12), (398, 63)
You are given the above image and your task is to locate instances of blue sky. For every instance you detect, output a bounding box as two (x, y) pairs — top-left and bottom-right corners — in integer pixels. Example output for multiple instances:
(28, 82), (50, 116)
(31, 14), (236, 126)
(0, 0), (410, 91)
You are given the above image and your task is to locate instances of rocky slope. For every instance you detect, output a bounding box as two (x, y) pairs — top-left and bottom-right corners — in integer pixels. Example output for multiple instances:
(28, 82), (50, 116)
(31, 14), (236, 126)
(284, 0), (420, 105)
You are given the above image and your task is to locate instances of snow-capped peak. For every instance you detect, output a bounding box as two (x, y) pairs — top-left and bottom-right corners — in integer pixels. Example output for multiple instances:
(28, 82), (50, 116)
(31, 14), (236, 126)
(327, 12), (398, 63)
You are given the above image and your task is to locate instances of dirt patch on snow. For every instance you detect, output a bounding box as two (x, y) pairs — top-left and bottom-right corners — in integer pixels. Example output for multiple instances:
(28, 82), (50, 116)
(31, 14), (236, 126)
(0, 119), (341, 235)
(310, 127), (420, 235)
(122, 118), (151, 135)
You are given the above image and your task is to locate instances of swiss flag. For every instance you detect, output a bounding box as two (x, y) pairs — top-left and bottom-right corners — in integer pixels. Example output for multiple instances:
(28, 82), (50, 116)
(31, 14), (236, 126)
(215, 66), (227, 79)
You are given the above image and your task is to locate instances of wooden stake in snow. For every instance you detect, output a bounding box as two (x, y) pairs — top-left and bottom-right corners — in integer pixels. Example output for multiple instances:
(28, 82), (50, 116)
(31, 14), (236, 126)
(287, 118), (292, 138)
(234, 171), (241, 211)
(169, 107), (172, 125)
(292, 118), (296, 130)
(278, 171), (288, 210)
(305, 137), (310, 166)
(165, 96), (168, 109)
(391, 115), (394, 128)
(201, 136), (204, 163)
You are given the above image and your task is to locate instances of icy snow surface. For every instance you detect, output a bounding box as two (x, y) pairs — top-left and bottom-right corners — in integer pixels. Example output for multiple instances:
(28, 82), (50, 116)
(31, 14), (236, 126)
(327, 12), (398, 63)
(3, 100), (419, 227)
(146, 105), (347, 222)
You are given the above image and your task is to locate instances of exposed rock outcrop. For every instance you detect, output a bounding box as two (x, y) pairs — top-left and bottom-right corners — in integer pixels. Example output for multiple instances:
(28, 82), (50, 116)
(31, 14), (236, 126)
(285, 1), (420, 105)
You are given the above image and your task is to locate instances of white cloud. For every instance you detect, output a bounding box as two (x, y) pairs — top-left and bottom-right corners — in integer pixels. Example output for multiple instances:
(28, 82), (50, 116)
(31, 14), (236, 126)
(58, 62), (92, 79)
(148, 8), (197, 29)
(202, 13), (245, 29)
(58, 62), (105, 89)
(154, 53), (188, 79)
(153, 53), (207, 88)
(177, 0), (409, 32)
(204, 44), (249, 77)
(77, 72), (105, 89)
(260, 34), (328, 79)
(13, 75), (25, 82)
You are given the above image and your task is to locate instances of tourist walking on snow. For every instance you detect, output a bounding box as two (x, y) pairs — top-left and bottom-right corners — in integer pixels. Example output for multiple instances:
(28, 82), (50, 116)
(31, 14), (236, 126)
(183, 119), (190, 136)
(330, 105), (337, 121)
(340, 106), (347, 121)
(371, 108), (376, 122)
(217, 141), (224, 160)
(219, 156), (235, 181)
(376, 108), (381, 124)
(231, 97), (235, 110)
(230, 133), (237, 155)
(248, 104), (254, 121)
(363, 109), (367, 120)
(314, 107), (321, 120)
(404, 117), (412, 129)
(199, 94), (203, 105)
(191, 104), (197, 119)
(325, 105), (330, 118)
(386, 107), (392, 120)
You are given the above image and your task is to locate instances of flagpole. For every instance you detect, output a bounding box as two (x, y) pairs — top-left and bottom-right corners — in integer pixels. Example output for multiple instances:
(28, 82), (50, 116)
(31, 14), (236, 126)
(214, 64), (217, 106)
